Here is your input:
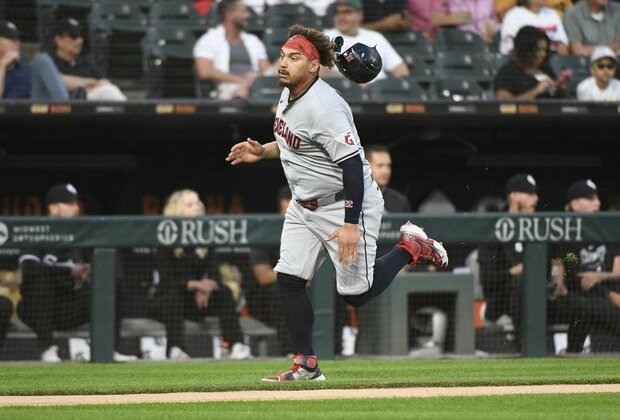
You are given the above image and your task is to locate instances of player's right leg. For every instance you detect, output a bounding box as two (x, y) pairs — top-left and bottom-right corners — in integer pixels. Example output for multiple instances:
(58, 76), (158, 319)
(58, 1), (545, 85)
(264, 201), (326, 381)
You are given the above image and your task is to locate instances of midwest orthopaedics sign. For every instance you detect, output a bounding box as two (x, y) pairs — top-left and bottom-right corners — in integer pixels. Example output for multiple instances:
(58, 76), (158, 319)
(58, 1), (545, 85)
(494, 216), (583, 243)
(156, 219), (249, 246)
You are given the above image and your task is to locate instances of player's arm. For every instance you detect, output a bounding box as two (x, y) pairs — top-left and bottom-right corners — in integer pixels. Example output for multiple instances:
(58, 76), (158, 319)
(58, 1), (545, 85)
(226, 138), (280, 165)
(326, 154), (364, 266)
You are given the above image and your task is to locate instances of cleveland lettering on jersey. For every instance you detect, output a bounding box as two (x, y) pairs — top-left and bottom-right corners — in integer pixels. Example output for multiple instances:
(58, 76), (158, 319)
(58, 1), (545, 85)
(273, 117), (301, 149)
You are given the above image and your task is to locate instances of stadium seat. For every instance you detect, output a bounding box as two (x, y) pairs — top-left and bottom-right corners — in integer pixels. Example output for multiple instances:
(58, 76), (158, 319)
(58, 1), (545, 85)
(436, 51), (493, 89)
(245, 5), (266, 37)
(89, 1), (149, 80)
(262, 26), (289, 62)
(489, 53), (512, 76)
(324, 78), (369, 102)
(369, 78), (430, 102)
(386, 30), (435, 62)
(395, 45), (436, 84)
(434, 77), (484, 101)
(37, 0), (96, 53)
(265, 4), (320, 29)
(149, 0), (213, 37)
(250, 76), (282, 104)
(143, 26), (197, 98)
(436, 28), (487, 53)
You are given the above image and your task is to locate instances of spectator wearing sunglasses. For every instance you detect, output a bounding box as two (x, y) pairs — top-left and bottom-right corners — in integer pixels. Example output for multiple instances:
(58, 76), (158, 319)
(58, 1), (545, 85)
(577, 46), (620, 101)
(52, 18), (126, 101)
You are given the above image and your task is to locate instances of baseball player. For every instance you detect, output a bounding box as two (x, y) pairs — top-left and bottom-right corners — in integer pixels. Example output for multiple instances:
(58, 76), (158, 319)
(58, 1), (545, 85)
(226, 24), (448, 381)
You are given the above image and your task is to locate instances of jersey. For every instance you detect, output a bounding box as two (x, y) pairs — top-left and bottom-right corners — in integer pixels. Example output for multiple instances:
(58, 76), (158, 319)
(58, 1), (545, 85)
(273, 77), (374, 201)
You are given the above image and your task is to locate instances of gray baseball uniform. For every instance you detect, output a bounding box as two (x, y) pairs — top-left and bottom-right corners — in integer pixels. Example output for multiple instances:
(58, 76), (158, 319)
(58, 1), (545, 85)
(273, 78), (384, 295)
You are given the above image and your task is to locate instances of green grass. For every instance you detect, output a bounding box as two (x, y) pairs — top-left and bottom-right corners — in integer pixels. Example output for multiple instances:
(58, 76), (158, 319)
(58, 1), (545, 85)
(2, 394), (619, 419)
(1, 358), (619, 396)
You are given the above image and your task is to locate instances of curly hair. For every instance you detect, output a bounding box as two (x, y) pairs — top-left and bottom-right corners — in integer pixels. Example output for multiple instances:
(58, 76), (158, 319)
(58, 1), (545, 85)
(287, 24), (336, 67)
(513, 25), (550, 65)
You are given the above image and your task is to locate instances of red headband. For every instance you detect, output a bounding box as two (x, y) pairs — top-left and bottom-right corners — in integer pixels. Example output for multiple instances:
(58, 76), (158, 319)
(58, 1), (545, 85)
(282, 35), (320, 62)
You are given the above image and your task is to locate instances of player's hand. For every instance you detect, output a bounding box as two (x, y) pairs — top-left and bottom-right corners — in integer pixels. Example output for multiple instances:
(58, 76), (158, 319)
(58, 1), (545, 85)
(326, 223), (359, 266)
(579, 272), (602, 291)
(226, 138), (263, 165)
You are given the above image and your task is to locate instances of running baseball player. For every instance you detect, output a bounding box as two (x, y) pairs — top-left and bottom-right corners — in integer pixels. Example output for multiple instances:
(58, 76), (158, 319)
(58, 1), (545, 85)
(226, 24), (448, 381)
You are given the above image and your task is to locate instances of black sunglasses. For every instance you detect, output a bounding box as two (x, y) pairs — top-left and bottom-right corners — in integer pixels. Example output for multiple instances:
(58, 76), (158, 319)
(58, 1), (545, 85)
(596, 62), (616, 70)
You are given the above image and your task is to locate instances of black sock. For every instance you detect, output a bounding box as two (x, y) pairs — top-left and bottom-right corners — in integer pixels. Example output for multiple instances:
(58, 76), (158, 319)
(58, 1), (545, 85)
(277, 272), (314, 356)
(342, 247), (410, 307)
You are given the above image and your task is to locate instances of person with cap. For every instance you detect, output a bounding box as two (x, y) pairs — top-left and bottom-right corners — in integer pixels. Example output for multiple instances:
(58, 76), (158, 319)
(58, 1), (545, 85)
(227, 24), (447, 380)
(51, 18), (126, 101)
(577, 46), (620, 101)
(564, 0), (620, 57)
(322, 0), (409, 82)
(0, 20), (31, 99)
(477, 173), (539, 349)
(548, 179), (620, 352)
(17, 183), (136, 362)
(194, 0), (271, 100)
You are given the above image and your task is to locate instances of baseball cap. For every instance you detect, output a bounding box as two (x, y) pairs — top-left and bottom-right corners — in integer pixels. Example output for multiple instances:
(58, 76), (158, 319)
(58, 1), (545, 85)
(0, 20), (19, 41)
(505, 174), (537, 195)
(567, 179), (598, 202)
(333, 0), (363, 11)
(46, 183), (79, 205)
(590, 46), (617, 64)
(54, 18), (82, 37)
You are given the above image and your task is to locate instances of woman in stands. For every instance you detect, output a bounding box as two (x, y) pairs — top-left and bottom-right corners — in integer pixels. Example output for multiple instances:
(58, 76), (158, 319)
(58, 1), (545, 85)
(151, 189), (251, 360)
(494, 25), (569, 100)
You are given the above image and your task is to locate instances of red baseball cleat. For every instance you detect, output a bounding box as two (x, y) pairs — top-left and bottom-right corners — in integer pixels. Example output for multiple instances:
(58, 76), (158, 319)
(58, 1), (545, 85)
(261, 354), (326, 382)
(396, 221), (448, 268)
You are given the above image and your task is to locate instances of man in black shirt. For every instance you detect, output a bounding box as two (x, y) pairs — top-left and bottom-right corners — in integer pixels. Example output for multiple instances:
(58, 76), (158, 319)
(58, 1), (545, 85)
(52, 18), (126, 101)
(365, 144), (411, 213)
(361, 0), (410, 32)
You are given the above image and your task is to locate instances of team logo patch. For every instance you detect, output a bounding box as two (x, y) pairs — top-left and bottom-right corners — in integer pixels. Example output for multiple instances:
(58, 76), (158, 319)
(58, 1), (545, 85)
(338, 131), (355, 146)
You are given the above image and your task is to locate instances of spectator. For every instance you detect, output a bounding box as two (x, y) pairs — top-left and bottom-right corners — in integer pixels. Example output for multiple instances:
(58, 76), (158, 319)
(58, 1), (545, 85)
(361, 0), (410, 32)
(194, 0), (271, 100)
(246, 185), (293, 356)
(495, 26), (569, 99)
(323, 0), (409, 81)
(52, 18), (126, 101)
(500, 0), (569, 55)
(151, 189), (252, 360)
(408, 0), (471, 39)
(264, 0), (335, 18)
(365, 144), (411, 213)
(17, 183), (136, 362)
(478, 174), (539, 348)
(448, 0), (500, 44)
(550, 179), (620, 352)
(564, 0), (620, 57)
(577, 46), (620, 101)
(496, 0), (573, 20)
(0, 248), (21, 350)
(0, 20), (31, 99)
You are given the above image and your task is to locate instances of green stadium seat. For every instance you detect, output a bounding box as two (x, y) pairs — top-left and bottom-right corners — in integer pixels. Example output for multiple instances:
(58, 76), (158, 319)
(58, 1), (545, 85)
(149, 0), (213, 37)
(434, 77), (484, 101)
(143, 26), (197, 98)
(265, 4), (320, 29)
(89, 1), (149, 80)
(250, 76), (282, 104)
(262, 26), (289, 62)
(436, 51), (493, 89)
(324, 78), (369, 102)
(549, 54), (592, 97)
(436, 28), (487, 53)
(395, 45), (436, 84)
(386, 30), (435, 62)
(369, 78), (430, 102)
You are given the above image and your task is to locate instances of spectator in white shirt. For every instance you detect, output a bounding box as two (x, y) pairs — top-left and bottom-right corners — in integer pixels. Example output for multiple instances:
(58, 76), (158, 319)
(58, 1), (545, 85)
(501, 0), (569, 55)
(323, 0), (409, 82)
(194, 0), (271, 99)
(577, 46), (620, 101)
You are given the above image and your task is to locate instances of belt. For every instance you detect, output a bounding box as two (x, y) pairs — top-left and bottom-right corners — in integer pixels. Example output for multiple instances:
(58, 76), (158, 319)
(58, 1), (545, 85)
(296, 191), (345, 211)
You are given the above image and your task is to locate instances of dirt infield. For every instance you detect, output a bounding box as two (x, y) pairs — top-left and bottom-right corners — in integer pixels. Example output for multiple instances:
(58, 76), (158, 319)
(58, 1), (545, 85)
(1, 384), (619, 407)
